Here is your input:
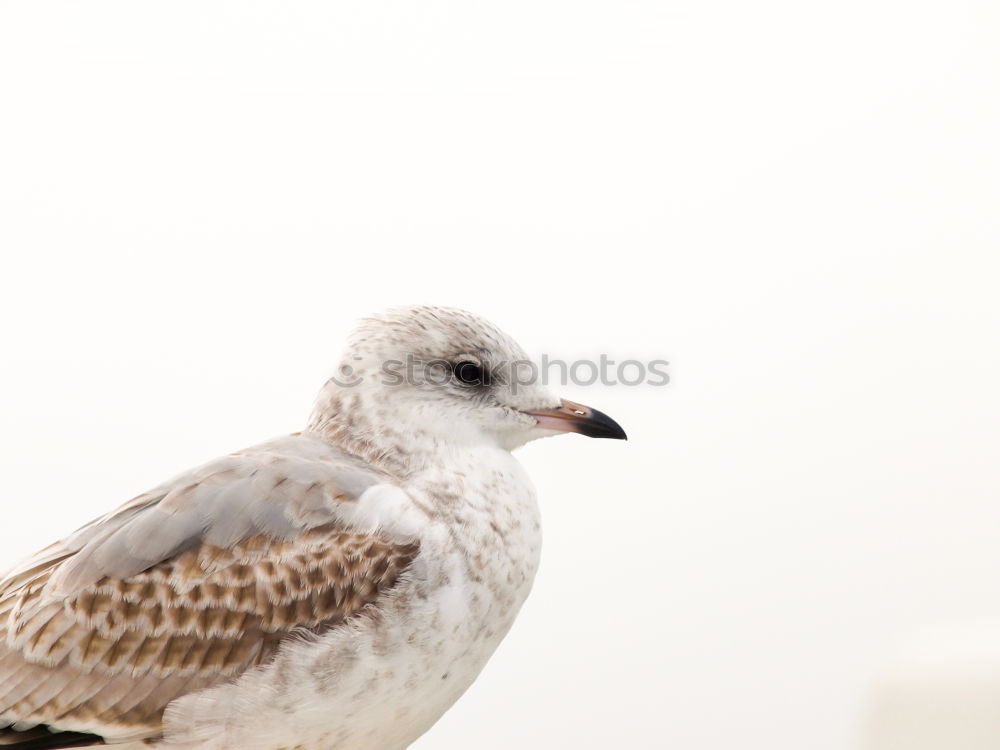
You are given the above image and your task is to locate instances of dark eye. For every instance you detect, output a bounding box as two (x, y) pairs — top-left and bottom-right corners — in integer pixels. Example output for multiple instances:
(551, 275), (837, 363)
(453, 361), (485, 386)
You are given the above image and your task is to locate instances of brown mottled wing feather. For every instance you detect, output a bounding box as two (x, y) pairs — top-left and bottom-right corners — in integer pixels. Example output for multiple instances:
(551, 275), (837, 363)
(0, 434), (419, 744)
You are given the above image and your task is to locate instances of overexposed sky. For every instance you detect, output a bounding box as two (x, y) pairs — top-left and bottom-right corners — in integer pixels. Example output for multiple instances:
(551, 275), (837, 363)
(1, 2), (999, 749)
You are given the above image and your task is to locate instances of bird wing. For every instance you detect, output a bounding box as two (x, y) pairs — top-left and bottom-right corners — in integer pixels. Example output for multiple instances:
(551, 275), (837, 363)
(0, 433), (420, 745)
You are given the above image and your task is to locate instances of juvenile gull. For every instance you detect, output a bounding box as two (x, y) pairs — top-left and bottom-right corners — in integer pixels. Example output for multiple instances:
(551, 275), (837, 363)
(0, 306), (626, 750)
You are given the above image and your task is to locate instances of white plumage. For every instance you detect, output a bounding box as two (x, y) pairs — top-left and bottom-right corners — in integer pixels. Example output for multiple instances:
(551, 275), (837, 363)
(0, 306), (625, 750)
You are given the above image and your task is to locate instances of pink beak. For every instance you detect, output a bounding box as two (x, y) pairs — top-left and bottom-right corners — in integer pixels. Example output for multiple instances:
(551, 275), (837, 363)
(523, 399), (627, 440)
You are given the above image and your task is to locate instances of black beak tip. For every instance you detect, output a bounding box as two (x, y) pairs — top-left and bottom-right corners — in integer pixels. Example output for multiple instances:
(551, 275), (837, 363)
(580, 408), (628, 441)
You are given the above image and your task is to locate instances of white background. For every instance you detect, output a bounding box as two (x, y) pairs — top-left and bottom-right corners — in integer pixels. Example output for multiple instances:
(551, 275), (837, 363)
(1, 2), (999, 749)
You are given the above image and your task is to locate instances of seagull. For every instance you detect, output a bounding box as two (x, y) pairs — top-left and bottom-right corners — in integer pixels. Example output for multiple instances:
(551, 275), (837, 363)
(0, 306), (626, 750)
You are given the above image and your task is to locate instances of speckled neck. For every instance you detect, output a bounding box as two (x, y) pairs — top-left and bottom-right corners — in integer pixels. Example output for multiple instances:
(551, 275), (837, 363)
(305, 380), (447, 479)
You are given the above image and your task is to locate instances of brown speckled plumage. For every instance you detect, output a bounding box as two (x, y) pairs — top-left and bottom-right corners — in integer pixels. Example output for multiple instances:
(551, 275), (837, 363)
(0, 306), (621, 750)
(1, 522), (417, 738)
(0, 434), (420, 743)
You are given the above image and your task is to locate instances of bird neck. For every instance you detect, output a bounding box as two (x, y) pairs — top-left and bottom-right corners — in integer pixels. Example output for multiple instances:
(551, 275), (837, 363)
(304, 380), (487, 478)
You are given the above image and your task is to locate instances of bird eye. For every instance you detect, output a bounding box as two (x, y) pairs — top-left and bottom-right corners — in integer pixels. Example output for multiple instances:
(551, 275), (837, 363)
(453, 361), (485, 386)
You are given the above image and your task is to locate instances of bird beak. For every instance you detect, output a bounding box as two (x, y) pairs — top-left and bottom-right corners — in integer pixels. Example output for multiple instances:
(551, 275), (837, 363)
(523, 399), (627, 440)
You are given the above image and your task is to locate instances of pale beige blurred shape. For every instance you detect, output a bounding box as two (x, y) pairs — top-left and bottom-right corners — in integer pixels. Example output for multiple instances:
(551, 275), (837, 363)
(865, 623), (1000, 750)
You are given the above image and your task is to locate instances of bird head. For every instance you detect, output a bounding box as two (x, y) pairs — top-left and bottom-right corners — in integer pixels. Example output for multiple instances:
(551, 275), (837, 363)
(309, 305), (626, 456)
